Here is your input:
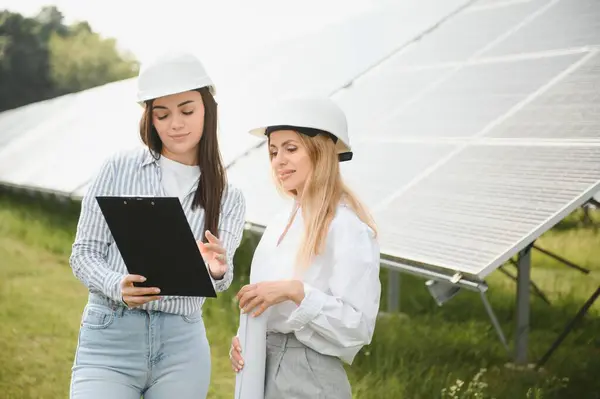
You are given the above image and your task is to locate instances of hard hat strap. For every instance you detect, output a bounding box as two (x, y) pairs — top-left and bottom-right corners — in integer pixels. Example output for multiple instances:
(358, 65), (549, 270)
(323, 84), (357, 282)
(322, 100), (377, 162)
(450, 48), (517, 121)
(338, 152), (353, 162)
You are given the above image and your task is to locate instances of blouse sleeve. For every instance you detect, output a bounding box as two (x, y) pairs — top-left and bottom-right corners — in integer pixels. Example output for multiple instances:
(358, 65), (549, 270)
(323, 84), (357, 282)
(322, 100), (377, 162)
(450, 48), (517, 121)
(211, 186), (246, 292)
(286, 209), (381, 360)
(69, 155), (125, 302)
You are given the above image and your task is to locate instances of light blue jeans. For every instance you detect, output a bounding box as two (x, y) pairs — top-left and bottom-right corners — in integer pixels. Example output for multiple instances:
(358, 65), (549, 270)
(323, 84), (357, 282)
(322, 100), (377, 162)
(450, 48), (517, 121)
(70, 295), (211, 399)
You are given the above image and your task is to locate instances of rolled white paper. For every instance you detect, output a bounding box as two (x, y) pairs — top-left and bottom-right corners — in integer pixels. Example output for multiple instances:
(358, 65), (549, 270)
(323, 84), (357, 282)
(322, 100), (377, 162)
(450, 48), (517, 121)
(234, 309), (270, 399)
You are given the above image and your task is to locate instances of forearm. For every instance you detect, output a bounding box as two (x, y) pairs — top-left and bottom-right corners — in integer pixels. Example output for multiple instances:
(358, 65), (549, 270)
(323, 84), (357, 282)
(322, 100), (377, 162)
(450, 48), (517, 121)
(70, 246), (124, 302)
(211, 259), (233, 292)
(288, 280), (306, 305)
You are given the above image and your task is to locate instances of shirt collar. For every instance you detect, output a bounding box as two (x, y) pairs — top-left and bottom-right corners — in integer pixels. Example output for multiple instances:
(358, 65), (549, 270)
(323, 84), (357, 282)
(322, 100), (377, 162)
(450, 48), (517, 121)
(141, 148), (159, 168)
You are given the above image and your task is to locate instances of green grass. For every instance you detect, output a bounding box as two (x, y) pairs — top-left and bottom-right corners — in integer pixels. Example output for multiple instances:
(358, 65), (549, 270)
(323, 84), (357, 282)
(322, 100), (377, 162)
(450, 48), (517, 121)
(1, 190), (599, 398)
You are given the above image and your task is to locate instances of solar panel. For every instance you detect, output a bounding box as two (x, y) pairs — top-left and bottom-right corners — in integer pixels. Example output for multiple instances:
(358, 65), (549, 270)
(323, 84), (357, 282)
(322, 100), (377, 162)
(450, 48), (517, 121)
(225, 149), (293, 225)
(334, 67), (451, 138)
(226, 0), (600, 281)
(485, 51), (600, 139)
(220, 0), (472, 99)
(2, 0), (599, 282)
(389, 0), (546, 66)
(375, 53), (582, 138)
(0, 95), (76, 149)
(482, 0), (600, 57)
(374, 144), (600, 277)
(474, 0), (531, 5)
(340, 142), (457, 210)
(0, 0), (473, 198)
(0, 80), (143, 196)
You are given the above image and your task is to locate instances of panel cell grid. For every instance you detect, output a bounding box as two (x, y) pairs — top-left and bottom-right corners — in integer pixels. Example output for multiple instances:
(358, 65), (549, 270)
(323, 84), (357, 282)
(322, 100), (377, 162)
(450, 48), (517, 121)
(340, 142), (457, 209)
(378, 53), (581, 138)
(334, 68), (449, 137)
(485, 51), (600, 139)
(393, 0), (546, 66)
(483, 0), (600, 57)
(375, 144), (600, 277)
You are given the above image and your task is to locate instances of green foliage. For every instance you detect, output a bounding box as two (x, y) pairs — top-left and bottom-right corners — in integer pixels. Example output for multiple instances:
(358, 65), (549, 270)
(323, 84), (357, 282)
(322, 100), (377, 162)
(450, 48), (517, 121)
(48, 25), (138, 95)
(0, 190), (598, 398)
(0, 6), (138, 112)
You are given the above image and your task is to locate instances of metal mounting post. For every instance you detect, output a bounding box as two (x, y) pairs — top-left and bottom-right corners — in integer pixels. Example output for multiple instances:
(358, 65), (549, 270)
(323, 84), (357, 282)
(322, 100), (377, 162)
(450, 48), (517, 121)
(387, 269), (400, 312)
(515, 244), (532, 365)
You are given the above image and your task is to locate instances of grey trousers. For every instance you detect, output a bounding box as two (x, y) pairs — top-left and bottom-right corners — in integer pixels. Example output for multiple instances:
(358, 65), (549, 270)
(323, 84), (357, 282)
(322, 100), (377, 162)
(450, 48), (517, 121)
(264, 332), (352, 399)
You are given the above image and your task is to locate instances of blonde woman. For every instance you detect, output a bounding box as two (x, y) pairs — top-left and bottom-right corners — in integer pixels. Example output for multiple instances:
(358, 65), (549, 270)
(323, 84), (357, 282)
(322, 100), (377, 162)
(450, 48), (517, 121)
(231, 97), (381, 398)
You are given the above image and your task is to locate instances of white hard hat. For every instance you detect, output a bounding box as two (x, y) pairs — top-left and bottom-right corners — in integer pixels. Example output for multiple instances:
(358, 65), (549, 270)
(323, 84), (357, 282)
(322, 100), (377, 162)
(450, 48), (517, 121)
(249, 96), (353, 161)
(136, 51), (216, 104)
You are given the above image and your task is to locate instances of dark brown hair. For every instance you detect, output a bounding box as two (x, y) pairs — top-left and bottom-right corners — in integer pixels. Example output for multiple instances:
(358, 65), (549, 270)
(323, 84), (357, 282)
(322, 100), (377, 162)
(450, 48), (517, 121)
(139, 87), (226, 242)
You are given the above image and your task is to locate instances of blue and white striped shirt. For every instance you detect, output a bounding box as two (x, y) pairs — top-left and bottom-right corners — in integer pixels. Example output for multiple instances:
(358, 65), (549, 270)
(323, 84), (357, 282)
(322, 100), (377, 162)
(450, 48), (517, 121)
(69, 146), (246, 315)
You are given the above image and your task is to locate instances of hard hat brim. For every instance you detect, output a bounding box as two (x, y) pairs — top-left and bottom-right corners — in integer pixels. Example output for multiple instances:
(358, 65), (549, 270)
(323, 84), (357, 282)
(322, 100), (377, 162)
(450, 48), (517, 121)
(249, 125), (353, 162)
(136, 83), (216, 106)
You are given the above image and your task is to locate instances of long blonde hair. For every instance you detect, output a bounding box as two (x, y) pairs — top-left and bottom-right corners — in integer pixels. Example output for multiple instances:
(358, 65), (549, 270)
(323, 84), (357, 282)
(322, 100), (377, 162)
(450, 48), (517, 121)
(270, 133), (377, 270)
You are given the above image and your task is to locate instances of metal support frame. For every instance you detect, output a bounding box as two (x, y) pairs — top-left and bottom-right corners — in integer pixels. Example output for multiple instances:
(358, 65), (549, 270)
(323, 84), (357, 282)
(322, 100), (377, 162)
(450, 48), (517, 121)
(499, 238), (593, 366)
(533, 244), (590, 274)
(379, 257), (487, 292)
(514, 244), (532, 365)
(387, 270), (400, 312)
(587, 197), (600, 208)
(245, 220), (597, 367)
(480, 291), (510, 352)
(535, 286), (600, 369)
(502, 262), (552, 305)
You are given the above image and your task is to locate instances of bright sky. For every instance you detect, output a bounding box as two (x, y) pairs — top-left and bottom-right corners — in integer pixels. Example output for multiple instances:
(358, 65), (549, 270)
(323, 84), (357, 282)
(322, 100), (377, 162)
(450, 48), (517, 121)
(2, 0), (376, 65)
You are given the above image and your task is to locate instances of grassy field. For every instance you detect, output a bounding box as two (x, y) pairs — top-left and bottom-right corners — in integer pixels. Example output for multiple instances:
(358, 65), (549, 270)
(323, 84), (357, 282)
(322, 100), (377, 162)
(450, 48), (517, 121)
(1, 191), (599, 399)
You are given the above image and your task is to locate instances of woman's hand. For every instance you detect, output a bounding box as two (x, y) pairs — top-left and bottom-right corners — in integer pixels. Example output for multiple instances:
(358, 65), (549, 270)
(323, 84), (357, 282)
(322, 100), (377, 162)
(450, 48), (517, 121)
(197, 230), (227, 280)
(230, 336), (244, 373)
(236, 280), (305, 317)
(120, 274), (161, 308)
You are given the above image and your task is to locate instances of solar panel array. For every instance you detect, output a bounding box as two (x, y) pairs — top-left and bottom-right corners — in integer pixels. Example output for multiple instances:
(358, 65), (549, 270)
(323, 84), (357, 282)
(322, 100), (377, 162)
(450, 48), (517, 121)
(227, 0), (600, 279)
(1, 0), (599, 280)
(0, 80), (143, 196)
(0, 0), (468, 198)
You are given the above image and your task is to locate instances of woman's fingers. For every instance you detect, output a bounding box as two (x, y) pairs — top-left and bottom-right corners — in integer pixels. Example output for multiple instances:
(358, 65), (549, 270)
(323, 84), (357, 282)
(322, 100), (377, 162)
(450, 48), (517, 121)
(231, 348), (244, 370)
(236, 284), (255, 301)
(123, 295), (161, 307)
(238, 288), (258, 309)
(251, 303), (269, 318)
(121, 274), (147, 285)
(230, 345), (244, 372)
(242, 295), (264, 314)
(120, 274), (160, 308)
(201, 243), (226, 254)
(122, 286), (160, 297)
(205, 230), (221, 245)
(233, 336), (241, 352)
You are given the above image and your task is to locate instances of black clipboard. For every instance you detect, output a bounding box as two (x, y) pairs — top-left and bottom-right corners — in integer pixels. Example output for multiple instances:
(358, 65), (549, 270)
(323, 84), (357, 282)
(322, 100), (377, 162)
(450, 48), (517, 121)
(96, 196), (217, 298)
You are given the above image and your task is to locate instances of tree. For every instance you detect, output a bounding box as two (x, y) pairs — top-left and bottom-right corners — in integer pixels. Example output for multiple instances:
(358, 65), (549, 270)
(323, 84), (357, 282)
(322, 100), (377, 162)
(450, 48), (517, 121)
(48, 25), (139, 95)
(0, 6), (139, 112)
(36, 6), (68, 39)
(0, 10), (54, 111)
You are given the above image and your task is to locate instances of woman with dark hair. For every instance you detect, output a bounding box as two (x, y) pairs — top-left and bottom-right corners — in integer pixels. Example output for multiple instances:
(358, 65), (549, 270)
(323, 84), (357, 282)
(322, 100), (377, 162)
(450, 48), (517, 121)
(69, 51), (246, 399)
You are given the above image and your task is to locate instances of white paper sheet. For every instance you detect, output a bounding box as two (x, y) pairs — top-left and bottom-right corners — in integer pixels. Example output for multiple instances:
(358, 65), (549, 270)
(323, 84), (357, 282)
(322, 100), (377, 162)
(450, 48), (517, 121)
(234, 309), (270, 399)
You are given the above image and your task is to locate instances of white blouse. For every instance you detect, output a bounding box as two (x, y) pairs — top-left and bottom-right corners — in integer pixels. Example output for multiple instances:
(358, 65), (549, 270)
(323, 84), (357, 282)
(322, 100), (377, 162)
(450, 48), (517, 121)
(254, 202), (381, 364)
(235, 202), (381, 398)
